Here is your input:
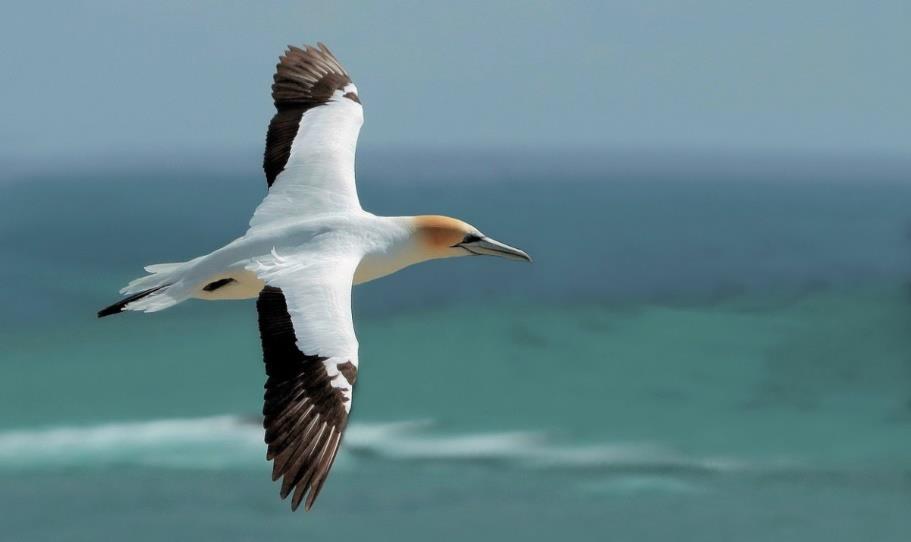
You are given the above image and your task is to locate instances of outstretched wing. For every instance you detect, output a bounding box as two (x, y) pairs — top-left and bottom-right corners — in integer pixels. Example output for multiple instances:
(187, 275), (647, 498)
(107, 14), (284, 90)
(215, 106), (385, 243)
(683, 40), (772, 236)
(252, 253), (360, 510)
(251, 43), (364, 230)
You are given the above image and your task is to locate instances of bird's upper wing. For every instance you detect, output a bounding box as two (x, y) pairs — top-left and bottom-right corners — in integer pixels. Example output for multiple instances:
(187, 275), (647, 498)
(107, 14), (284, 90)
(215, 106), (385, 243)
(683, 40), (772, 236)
(250, 250), (360, 510)
(250, 43), (364, 230)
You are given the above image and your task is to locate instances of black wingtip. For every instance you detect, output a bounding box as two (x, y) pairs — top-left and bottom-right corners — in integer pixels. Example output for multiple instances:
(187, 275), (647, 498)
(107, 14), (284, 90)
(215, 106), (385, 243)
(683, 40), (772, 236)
(97, 305), (121, 318)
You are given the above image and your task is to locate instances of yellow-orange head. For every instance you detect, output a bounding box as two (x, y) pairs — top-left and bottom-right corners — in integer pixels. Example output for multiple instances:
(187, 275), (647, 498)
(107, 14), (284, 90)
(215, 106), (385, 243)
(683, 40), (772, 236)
(412, 215), (531, 262)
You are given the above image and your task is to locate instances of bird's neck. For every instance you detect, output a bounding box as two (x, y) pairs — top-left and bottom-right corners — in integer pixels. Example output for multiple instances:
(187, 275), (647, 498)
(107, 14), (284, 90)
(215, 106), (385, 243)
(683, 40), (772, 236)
(353, 216), (450, 285)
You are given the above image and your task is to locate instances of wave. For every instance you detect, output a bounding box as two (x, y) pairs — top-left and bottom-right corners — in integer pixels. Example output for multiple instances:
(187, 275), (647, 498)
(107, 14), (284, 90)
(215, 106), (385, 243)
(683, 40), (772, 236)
(0, 415), (761, 476)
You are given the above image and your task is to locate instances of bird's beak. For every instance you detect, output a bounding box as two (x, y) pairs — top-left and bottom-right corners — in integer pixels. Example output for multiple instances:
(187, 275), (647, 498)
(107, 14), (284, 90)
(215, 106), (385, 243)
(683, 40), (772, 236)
(460, 236), (532, 262)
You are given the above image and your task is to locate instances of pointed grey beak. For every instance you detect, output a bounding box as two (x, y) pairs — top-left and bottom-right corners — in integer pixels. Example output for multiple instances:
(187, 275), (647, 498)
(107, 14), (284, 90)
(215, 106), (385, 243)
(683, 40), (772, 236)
(460, 236), (532, 262)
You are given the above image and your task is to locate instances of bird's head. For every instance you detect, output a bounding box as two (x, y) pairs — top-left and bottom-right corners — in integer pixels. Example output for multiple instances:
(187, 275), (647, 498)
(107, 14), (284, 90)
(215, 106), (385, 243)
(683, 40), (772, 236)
(414, 215), (531, 262)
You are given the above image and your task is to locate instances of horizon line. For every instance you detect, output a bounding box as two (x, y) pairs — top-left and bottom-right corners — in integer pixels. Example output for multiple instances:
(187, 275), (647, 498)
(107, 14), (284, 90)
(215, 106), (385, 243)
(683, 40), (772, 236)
(2, 145), (910, 184)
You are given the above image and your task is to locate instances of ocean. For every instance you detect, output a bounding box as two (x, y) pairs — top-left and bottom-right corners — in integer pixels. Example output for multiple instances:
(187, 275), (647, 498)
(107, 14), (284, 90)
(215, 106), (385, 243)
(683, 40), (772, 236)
(1, 150), (910, 540)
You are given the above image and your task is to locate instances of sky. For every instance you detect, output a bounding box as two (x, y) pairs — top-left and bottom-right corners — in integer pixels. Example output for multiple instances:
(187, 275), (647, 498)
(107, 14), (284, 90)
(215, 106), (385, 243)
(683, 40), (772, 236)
(1, 1), (909, 165)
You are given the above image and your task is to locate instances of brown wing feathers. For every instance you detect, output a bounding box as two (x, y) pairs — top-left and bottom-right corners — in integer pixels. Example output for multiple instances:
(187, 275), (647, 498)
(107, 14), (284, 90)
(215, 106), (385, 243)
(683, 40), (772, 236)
(256, 286), (352, 511)
(263, 43), (356, 187)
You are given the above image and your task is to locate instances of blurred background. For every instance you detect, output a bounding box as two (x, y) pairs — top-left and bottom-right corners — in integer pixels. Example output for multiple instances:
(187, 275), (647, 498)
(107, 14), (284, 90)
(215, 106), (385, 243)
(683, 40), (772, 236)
(1, 1), (910, 541)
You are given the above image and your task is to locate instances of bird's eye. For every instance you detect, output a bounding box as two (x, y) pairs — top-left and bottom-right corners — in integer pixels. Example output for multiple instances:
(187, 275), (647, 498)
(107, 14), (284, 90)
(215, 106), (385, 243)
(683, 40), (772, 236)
(462, 233), (483, 244)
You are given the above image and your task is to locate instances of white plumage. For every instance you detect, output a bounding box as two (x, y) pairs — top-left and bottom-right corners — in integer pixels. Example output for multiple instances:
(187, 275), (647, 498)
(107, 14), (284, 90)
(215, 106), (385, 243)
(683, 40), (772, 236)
(250, 84), (364, 229)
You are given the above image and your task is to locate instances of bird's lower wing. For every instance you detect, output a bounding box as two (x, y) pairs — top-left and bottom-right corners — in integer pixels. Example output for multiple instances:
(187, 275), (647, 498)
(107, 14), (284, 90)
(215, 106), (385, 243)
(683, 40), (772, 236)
(251, 252), (360, 510)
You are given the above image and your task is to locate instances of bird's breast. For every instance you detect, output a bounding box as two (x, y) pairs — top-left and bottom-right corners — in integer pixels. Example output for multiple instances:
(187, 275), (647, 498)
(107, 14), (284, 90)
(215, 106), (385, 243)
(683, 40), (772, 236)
(353, 246), (422, 285)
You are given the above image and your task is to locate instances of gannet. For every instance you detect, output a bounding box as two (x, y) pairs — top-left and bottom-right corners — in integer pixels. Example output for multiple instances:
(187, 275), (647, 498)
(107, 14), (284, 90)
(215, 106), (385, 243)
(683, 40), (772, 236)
(98, 43), (530, 511)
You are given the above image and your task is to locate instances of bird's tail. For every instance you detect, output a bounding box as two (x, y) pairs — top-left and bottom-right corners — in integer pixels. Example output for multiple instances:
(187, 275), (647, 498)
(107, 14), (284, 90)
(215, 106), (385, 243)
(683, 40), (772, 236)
(97, 260), (199, 318)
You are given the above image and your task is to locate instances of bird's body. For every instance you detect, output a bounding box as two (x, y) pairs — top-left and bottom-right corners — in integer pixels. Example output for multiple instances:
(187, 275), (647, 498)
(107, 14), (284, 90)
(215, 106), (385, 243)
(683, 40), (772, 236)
(98, 43), (529, 511)
(158, 213), (415, 301)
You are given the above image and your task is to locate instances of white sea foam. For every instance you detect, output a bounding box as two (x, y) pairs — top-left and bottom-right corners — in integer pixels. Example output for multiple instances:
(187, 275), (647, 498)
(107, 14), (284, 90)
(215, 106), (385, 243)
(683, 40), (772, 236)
(0, 415), (754, 475)
(0, 415), (264, 469)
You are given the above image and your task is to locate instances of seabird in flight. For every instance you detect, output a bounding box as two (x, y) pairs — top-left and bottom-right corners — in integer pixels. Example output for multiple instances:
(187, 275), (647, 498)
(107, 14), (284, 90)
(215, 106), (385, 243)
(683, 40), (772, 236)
(98, 43), (530, 510)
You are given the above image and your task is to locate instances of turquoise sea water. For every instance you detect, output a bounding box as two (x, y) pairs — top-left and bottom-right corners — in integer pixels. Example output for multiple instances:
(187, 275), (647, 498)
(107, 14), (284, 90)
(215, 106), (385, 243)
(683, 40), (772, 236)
(1, 152), (910, 540)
